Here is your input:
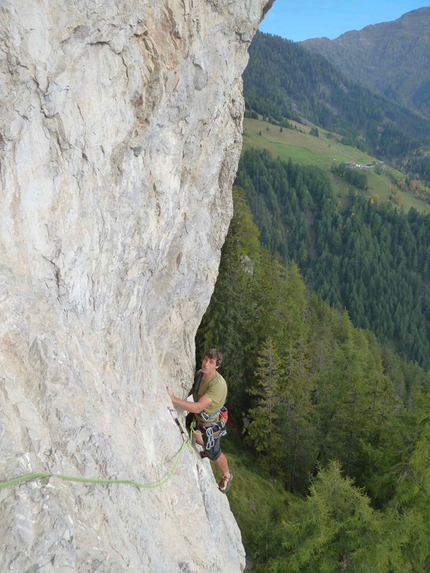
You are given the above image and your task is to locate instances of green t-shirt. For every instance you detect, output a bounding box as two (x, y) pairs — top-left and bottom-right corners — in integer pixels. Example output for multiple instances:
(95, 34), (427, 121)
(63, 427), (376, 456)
(193, 369), (227, 422)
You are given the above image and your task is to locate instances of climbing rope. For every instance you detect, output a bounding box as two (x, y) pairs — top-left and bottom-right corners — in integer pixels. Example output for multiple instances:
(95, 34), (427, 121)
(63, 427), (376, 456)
(0, 411), (194, 492)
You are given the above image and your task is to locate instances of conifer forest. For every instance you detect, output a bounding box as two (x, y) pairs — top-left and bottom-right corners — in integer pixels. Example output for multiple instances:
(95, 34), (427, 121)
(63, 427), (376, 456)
(196, 30), (430, 573)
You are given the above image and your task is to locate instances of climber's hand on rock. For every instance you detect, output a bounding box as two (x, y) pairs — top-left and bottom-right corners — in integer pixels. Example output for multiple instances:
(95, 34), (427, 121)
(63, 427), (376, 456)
(167, 386), (175, 401)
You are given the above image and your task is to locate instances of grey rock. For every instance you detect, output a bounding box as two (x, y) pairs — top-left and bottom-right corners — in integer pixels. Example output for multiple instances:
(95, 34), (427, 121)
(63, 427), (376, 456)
(0, 0), (272, 572)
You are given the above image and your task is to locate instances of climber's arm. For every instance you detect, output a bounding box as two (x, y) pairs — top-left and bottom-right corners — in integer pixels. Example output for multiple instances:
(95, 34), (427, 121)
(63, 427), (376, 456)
(167, 387), (212, 414)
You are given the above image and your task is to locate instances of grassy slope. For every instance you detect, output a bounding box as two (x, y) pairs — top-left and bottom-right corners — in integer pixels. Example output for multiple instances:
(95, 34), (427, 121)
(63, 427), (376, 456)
(243, 117), (430, 214)
(210, 430), (296, 564)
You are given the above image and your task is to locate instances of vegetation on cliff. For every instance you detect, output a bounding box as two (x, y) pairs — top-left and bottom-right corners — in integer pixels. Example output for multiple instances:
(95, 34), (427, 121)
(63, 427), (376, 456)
(197, 189), (430, 572)
(234, 149), (430, 370)
(199, 22), (430, 570)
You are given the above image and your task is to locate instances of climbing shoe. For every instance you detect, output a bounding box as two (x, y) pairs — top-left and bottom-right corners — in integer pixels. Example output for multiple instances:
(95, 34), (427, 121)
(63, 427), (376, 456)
(218, 472), (233, 494)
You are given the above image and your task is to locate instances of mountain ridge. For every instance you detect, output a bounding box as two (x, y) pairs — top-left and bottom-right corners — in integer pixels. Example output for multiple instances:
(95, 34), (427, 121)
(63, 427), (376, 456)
(243, 31), (430, 168)
(300, 8), (430, 117)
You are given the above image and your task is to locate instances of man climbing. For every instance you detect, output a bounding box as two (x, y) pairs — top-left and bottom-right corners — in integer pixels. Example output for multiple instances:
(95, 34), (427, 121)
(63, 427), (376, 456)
(167, 348), (233, 494)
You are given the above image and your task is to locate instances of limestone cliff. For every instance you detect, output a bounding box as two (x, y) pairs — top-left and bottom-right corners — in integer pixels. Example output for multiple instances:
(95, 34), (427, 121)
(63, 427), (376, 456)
(0, 1), (272, 571)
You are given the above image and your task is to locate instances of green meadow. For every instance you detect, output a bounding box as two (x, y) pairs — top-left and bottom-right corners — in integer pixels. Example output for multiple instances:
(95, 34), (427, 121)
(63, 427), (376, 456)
(243, 117), (430, 214)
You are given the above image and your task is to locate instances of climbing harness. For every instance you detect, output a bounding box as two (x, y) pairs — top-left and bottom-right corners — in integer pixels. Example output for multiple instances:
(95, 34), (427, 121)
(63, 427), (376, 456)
(219, 406), (229, 428)
(0, 409), (193, 492)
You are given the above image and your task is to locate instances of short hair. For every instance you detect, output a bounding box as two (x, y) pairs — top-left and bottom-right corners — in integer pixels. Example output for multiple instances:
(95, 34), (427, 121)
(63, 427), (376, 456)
(204, 348), (223, 367)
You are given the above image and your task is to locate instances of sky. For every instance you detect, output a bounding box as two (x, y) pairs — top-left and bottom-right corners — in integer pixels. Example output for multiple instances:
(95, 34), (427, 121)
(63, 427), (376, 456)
(259, 0), (430, 42)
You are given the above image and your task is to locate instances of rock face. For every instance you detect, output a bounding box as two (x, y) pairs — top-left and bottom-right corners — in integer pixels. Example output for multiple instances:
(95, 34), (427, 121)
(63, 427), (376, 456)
(0, 1), (272, 571)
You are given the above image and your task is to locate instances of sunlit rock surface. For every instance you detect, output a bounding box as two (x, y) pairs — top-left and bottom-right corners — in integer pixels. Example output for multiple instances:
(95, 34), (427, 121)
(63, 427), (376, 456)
(0, 0), (272, 571)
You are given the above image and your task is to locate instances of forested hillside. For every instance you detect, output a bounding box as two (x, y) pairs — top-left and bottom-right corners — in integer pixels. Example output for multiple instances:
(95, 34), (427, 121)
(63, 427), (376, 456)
(196, 190), (430, 572)
(235, 149), (430, 370)
(243, 32), (430, 166)
(300, 8), (430, 118)
(200, 22), (430, 571)
(242, 115), (430, 209)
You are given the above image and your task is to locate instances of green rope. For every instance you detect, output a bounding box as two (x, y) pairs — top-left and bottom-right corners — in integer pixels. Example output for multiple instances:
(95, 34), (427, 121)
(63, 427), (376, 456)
(0, 436), (192, 491)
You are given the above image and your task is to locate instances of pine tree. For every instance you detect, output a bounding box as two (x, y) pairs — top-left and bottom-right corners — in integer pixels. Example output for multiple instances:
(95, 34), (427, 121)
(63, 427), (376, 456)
(270, 461), (384, 573)
(246, 338), (285, 477)
(276, 265), (317, 490)
(390, 394), (430, 571)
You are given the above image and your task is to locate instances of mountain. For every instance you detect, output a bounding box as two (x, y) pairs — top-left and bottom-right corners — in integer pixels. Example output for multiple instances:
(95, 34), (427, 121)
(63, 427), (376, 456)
(243, 31), (430, 175)
(300, 8), (430, 117)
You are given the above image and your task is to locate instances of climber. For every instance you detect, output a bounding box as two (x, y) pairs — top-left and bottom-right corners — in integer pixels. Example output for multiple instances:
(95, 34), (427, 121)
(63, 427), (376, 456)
(167, 348), (233, 494)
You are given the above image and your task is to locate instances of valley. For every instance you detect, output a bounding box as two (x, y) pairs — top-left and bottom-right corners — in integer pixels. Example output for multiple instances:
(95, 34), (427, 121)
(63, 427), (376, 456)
(243, 117), (430, 213)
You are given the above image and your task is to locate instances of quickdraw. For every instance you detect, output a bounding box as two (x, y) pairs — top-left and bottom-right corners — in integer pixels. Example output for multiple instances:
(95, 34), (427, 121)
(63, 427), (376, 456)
(168, 407), (189, 442)
(203, 423), (227, 450)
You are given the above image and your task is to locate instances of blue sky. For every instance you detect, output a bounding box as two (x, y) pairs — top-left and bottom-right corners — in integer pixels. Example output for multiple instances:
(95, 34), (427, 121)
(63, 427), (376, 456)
(259, 0), (430, 42)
